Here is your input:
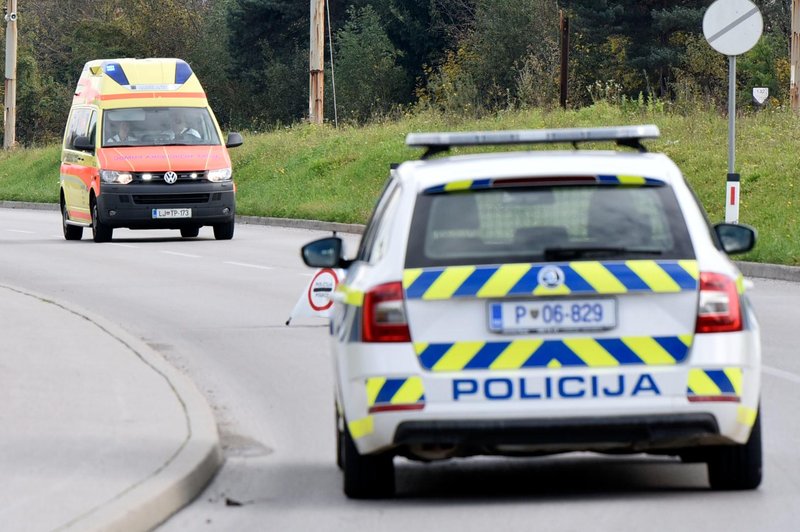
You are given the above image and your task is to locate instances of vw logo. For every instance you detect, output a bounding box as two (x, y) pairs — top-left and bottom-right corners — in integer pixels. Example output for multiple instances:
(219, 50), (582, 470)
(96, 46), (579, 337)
(164, 171), (178, 185)
(537, 265), (565, 289)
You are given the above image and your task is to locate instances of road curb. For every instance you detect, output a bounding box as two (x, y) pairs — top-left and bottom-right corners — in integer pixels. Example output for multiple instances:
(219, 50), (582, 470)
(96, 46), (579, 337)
(2, 284), (222, 532)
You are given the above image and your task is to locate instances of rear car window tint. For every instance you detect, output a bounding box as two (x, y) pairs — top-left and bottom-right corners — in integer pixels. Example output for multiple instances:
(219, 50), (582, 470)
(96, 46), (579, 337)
(405, 185), (695, 267)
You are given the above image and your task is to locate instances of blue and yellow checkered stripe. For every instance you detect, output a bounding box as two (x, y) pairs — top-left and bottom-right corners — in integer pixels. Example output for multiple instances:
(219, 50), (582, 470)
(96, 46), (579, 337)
(366, 377), (425, 409)
(687, 368), (742, 399)
(404, 260), (698, 300)
(414, 335), (692, 371)
(423, 175), (664, 193)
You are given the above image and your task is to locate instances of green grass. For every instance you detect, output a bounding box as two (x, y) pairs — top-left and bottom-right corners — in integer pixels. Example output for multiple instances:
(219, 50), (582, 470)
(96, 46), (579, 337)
(1, 106), (799, 264)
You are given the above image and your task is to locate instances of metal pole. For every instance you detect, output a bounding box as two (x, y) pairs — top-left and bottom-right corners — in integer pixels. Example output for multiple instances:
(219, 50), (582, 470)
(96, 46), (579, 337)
(725, 55), (740, 224)
(792, 0), (800, 112)
(559, 10), (569, 109)
(4, 0), (18, 149)
(309, 0), (324, 124)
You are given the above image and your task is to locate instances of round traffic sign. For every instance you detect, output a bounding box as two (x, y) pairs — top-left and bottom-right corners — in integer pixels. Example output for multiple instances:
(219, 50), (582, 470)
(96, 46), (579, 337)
(703, 0), (763, 56)
(307, 268), (339, 312)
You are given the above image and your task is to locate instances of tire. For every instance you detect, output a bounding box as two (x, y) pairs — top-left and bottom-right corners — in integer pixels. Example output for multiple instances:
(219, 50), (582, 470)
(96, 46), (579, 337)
(91, 198), (113, 243)
(180, 226), (200, 238)
(706, 409), (763, 490)
(336, 405), (344, 470)
(213, 221), (235, 240)
(62, 201), (83, 241)
(342, 419), (395, 499)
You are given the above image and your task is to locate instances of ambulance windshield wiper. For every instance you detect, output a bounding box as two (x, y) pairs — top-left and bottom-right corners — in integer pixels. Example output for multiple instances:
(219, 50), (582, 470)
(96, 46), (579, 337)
(544, 247), (664, 260)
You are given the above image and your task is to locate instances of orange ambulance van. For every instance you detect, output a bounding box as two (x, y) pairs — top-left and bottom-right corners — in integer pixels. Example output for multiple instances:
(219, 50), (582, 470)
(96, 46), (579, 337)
(60, 58), (243, 242)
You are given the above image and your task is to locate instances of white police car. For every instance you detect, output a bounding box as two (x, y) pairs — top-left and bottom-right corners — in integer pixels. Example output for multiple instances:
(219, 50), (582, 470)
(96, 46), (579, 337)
(301, 125), (761, 499)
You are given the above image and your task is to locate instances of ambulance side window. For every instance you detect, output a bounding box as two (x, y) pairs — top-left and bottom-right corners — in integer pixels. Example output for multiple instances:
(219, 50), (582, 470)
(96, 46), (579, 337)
(64, 108), (92, 151)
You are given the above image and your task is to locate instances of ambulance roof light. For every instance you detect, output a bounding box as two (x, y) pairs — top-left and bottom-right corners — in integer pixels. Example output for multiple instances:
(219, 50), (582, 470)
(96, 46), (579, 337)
(406, 125), (661, 159)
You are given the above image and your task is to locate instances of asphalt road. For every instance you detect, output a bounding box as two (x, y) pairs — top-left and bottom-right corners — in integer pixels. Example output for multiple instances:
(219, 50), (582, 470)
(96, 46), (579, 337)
(2, 208), (799, 532)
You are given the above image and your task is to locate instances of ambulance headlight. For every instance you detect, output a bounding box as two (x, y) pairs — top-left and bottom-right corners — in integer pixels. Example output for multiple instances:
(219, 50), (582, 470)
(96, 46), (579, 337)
(207, 168), (232, 182)
(100, 170), (133, 184)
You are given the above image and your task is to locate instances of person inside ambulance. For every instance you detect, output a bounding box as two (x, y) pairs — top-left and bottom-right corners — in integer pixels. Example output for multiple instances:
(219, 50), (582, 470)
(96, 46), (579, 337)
(168, 111), (201, 140)
(106, 120), (137, 144)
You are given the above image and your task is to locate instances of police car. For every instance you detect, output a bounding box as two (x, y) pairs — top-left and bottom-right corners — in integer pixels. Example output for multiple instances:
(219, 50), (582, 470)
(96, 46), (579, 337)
(301, 125), (761, 499)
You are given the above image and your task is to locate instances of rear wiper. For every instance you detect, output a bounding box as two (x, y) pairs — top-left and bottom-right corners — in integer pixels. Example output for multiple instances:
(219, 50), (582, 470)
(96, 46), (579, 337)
(544, 247), (664, 260)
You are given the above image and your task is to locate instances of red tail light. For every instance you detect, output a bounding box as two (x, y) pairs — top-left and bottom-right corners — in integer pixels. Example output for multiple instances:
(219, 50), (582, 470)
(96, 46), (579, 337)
(695, 272), (742, 333)
(362, 282), (411, 342)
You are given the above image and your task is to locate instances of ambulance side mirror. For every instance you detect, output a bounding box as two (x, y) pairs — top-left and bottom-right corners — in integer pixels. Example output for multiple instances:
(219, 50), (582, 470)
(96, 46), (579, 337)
(74, 135), (94, 152)
(714, 223), (756, 255)
(226, 132), (243, 148)
(302, 237), (351, 268)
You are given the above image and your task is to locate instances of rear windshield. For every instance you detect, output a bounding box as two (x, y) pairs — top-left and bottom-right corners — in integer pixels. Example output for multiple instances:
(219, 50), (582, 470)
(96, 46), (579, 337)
(102, 107), (220, 147)
(405, 185), (695, 267)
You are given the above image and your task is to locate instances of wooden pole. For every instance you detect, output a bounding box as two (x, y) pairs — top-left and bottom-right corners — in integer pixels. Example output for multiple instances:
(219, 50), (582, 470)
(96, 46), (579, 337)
(4, 0), (18, 149)
(309, 0), (324, 124)
(792, 0), (800, 112)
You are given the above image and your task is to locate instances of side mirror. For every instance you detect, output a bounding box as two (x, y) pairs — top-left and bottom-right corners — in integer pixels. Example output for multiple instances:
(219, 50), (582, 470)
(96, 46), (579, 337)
(714, 223), (756, 255)
(74, 135), (94, 152)
(302, 236), (347, 268)
(226, 132), (243, 148)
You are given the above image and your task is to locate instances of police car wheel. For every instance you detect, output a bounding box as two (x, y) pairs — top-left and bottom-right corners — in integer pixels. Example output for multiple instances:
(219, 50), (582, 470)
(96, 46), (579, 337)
(335, 406), (344, 470)
(706, 409), (762, 490)
(342, 421), (395, 499)
(91, 199), (113, 243)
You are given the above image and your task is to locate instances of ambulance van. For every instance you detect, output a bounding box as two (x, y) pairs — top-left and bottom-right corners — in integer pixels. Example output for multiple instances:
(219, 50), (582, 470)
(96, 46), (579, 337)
(60, 58), (243, 242)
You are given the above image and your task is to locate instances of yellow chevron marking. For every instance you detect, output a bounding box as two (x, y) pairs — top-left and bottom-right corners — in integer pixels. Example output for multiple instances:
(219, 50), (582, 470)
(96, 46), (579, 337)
(687, 369), (721, 395)
(477, 264), (530, 298)
(736, 274), (745, 295)
(423, 265), (476, 300)
(617, 175), (646, 185)
(366, 377), (386, 407)
(392, 377), (424, 404)
(413, 342), (429, 356)
(533, 284), (572, 296)
(433, 341), (485, 371)
(490, 340), (542, 370)
(547, 358), (562, 369)
(724, 368), (744, 396)
(626, 260), (680, 292)
(444, 180), (473, 191)
(403, 268), (424, 289)
(737, 406), (757, 427)
(678, 260), (699, 280)
(564, 338), (619, 367)
(622, 336), (677, 365)
(570, 262), (627, 294)
(678, 334), (694, 347)
(348, 416), (374, 439)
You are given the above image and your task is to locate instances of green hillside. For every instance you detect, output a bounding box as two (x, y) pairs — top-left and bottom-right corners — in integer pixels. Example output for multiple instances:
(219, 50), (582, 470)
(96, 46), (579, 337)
(1, 106), (798, 265)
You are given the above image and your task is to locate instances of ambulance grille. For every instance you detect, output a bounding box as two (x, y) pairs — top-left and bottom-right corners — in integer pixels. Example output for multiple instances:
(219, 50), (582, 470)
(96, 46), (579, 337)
(132, 171), (208, 183)
(132, 194), (210, 205)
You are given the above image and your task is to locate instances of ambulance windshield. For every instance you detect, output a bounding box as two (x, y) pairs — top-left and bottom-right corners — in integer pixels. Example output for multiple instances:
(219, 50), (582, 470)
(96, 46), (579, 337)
(102, 107), (220, 147)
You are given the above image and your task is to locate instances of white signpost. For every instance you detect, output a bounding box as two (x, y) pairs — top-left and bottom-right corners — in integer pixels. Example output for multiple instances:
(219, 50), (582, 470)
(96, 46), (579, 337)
(753, 87), (769, 105)
(703, 0), (763, 224)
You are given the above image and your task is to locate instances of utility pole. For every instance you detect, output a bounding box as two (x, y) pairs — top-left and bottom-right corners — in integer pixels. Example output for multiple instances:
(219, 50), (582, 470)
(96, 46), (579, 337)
(3, 0), (18, 149)
(559, 10), (569, 109)
(792, 0), (800, 112)
(309, 0), (324, 124)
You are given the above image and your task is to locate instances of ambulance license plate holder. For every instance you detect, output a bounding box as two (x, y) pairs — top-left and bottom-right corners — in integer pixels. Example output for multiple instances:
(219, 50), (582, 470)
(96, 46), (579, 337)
(152, 208), (192, 219)
(488, 298), (616, 333)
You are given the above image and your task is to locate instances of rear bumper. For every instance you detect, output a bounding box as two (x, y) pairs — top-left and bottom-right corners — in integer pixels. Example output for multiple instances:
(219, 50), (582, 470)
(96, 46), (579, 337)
(97, 182), (235, 229)
(394, 413), (722, 456)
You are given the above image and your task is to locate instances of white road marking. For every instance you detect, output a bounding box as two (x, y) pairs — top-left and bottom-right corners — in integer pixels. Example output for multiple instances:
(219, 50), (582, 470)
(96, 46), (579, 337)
(162, 250), (201, 259)
(763, 365), (800, 385)
(6, 229), (35, 234)
(224, 261), (273, 270)
(110, 243), (139, 249)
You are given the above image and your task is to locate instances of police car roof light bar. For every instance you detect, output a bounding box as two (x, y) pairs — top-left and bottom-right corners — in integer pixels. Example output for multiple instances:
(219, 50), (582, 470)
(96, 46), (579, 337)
(406, 124), (660, 159)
